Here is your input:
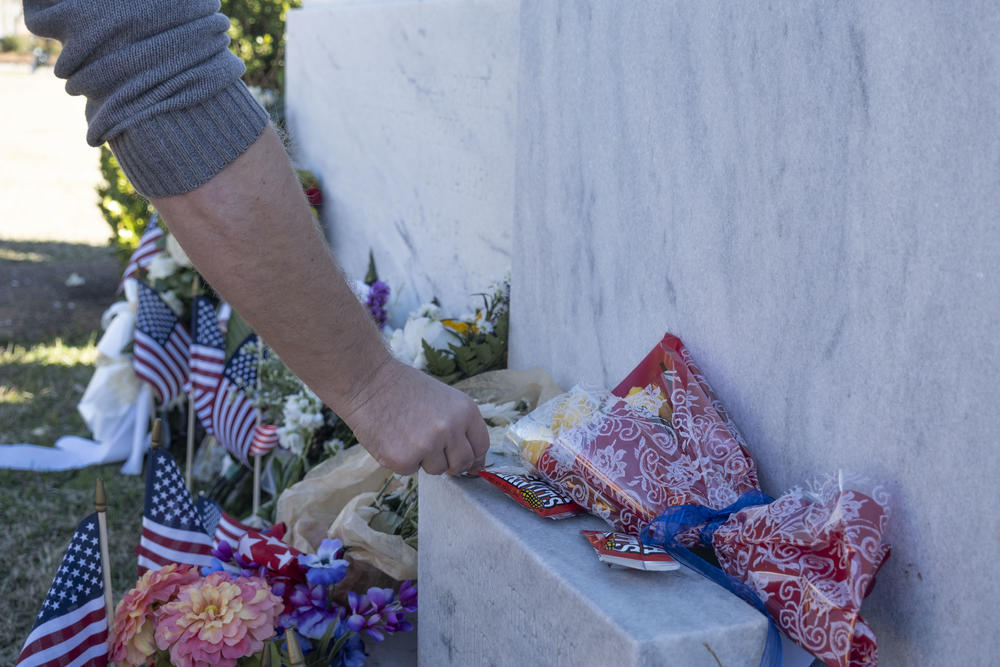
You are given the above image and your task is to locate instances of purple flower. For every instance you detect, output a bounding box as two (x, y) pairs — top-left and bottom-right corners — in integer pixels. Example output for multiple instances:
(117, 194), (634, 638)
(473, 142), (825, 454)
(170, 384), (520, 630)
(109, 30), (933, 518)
(382, 608), (413, 634)
(365, 281), (390, 330)
(280, 584), (342, 640)
(398, 580), (417, 613)
(211, 540), (234, 563)
(298, 538), (349, 586)
(346, 588), (394, 642)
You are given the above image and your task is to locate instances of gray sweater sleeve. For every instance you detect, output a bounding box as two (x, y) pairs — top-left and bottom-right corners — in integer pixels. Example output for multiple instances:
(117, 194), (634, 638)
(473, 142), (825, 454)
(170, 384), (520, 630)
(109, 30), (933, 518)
(23, 0), (270, 197)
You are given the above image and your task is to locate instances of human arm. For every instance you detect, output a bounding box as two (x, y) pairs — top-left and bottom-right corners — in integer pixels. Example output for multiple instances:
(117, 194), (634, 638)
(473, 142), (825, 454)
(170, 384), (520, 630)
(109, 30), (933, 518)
(151, 127), (489, 475)
(22, 0), (489, 474)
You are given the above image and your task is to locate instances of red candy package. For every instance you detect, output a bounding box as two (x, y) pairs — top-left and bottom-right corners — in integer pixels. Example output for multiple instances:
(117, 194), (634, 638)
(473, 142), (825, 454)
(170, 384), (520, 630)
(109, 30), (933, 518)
(581, 530), (679, 572)
(479, 470), (585, 519)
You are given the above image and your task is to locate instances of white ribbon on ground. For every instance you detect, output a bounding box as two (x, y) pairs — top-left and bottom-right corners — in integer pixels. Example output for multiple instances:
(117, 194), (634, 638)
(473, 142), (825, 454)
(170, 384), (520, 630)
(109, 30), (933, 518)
(0, 279), (152, 473)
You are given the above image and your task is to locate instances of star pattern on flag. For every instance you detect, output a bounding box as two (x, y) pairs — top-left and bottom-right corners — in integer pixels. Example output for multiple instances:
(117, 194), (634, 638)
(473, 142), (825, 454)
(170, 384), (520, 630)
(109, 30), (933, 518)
(194, 298), (225, 349)
(35, 518), (103, 625)
(225, 337), (259, 389)
(145, 453), (202, 530)
(136, 283), (182, 348)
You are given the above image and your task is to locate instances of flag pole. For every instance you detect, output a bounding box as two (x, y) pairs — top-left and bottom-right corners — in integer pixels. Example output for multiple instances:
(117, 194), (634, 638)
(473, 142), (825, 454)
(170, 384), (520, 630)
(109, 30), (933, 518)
(95, 479), (116, 650)
(185, 276), (200, 491)
(286, 629), (306, 667)
(151, 418), (163, 450)
(252, 338), (263, 518)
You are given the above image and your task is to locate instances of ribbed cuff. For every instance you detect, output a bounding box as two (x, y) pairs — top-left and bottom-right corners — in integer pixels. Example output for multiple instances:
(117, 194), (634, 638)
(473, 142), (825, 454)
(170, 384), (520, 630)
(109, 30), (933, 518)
(109, 81), (270, 198)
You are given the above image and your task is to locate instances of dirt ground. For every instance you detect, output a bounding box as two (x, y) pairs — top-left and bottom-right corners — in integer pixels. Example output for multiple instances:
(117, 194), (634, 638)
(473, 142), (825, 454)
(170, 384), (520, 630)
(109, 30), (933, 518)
(0, 63), (120, 344)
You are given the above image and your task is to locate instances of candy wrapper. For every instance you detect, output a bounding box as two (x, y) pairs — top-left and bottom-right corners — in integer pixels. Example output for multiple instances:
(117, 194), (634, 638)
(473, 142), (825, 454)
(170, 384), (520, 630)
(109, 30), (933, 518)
(508, 333), (891, 667)
(479, 470), (585, 519)
(581, 530), (678, 572)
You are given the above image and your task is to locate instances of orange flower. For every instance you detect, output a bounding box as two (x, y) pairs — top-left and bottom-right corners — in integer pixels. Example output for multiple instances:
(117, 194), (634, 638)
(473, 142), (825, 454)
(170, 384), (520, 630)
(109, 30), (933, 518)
(154, 572), (283, 667)
(109, 564), (202, 666)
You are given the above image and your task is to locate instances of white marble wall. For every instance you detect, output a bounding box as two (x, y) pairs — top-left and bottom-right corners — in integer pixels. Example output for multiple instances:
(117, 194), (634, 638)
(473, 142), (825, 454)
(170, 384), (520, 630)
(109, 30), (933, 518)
(286, 0), (518, 320)
(510, 3), (1000, 665)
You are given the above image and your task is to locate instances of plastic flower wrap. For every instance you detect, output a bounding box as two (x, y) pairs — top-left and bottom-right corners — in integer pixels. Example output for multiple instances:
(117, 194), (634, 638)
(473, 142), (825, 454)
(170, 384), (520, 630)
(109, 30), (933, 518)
(507, 333), (890, 667)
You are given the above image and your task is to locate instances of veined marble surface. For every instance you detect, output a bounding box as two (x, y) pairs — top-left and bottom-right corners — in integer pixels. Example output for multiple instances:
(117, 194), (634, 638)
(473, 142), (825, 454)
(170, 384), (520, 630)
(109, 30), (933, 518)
(511, 3), (1000, 665)
(286, 0), (518, 321)
(419, 471), (773, 666)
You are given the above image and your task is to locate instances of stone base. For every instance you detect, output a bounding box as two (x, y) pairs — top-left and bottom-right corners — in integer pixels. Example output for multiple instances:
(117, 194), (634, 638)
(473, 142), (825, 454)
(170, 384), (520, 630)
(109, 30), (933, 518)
(419, 471), (774, 666)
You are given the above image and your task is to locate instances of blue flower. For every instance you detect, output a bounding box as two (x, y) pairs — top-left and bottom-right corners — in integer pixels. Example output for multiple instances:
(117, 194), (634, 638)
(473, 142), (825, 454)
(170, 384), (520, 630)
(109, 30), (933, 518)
(280, 584), (341, 640)
(298, 538), (349, 586)
(335, 632), (367, 667)
(199, 557), (226, 577)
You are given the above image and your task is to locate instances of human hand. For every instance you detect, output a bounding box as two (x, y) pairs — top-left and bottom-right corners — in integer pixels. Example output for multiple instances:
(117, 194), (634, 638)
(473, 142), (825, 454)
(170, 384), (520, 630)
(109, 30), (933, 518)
(339, 358), (490, 475)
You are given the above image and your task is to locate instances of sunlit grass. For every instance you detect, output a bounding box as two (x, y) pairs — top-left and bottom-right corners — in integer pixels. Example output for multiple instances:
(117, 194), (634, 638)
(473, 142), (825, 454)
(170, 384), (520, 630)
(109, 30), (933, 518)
(0, 334), (98, 444)
(0, 386), (34, 404)
(0, 247), (49, 263)
(0, 465), (145, 664)
(0, 239), (112, 264)
(1, 336), (99, 367)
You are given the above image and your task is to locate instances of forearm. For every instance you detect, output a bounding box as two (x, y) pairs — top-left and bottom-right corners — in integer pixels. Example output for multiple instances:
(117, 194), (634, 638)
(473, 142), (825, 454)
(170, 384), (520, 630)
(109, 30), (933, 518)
(150, 127), (392, 416)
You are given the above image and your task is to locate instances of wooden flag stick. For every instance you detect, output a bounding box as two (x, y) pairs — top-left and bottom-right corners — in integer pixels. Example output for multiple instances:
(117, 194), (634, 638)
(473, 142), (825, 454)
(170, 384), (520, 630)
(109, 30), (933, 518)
(286, 629), (306, 667)
(252, 338), (263, 518)
(151, 418), (163, 450)
(185, 276), (200, 492)
(95, 480), (115, 637)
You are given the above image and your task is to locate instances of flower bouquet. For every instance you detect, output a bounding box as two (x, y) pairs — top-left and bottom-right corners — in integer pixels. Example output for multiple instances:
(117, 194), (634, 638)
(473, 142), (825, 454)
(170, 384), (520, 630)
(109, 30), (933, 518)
(109, 531), (415, 667)
(506, 332), (890, 667)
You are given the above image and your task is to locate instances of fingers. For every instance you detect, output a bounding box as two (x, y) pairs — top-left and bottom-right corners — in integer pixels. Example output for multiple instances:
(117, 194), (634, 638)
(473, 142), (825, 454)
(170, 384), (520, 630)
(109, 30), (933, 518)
(466, 410), (491, 460)
(420, 451), (450, 476)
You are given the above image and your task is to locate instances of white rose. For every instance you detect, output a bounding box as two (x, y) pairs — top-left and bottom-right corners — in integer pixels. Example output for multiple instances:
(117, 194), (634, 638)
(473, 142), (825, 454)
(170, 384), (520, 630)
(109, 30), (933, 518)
(146, 253), (178, 281)
(165, 234), (193, 268)
(390, 316), (452, 369)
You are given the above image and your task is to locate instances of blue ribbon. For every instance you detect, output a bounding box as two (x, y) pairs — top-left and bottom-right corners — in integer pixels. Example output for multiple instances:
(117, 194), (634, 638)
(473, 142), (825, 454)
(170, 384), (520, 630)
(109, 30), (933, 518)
(640, 490), (782, 667)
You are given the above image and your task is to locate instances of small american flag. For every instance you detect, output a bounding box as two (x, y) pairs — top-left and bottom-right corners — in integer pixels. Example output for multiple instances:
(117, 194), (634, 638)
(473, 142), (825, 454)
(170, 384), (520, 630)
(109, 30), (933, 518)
(134, 281), (191, 404)
(211, 333), (266, 465)
(238, 529), (307, 580)
(195, 496), (257, 548)
(137, 449), (214, 576)
(250, 424), (280, 457)
(121, 214), (164, 284)
(189, 296), (226, 434)
(16, 514), (108, 667)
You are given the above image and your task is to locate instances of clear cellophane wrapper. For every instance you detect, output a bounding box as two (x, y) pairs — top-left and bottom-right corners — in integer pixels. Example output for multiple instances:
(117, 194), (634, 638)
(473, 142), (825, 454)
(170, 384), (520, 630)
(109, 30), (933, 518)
(507, 334), (761, 546)
(507, 333), (890, 667)
(710, 474), (891, 666)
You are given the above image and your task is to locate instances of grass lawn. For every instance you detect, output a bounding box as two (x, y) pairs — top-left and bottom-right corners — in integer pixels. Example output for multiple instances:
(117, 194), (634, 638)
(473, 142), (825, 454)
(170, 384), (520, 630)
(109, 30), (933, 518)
(0, 334), (146, 663)
(0, 237), (148, 663)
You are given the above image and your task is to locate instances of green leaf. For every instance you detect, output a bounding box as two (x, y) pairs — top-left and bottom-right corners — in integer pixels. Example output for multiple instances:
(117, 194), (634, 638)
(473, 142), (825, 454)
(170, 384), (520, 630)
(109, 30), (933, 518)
(422, 340), (457, 378)
(364, 249), (379, 285)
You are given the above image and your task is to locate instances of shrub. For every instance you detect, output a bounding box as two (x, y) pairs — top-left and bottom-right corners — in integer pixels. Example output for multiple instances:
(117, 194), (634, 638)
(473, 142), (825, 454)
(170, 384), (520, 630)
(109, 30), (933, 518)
(96, 145), (154, 267)
(97, 0), (300, 268)
(0, 35), (32, 54)
(221, 0), (301, 91)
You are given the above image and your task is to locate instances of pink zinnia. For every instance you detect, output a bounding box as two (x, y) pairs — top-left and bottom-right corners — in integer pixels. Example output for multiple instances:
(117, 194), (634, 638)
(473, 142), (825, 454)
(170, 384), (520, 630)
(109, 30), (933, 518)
(109, 564), (202, 666)
(155, 572), (283, 667)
